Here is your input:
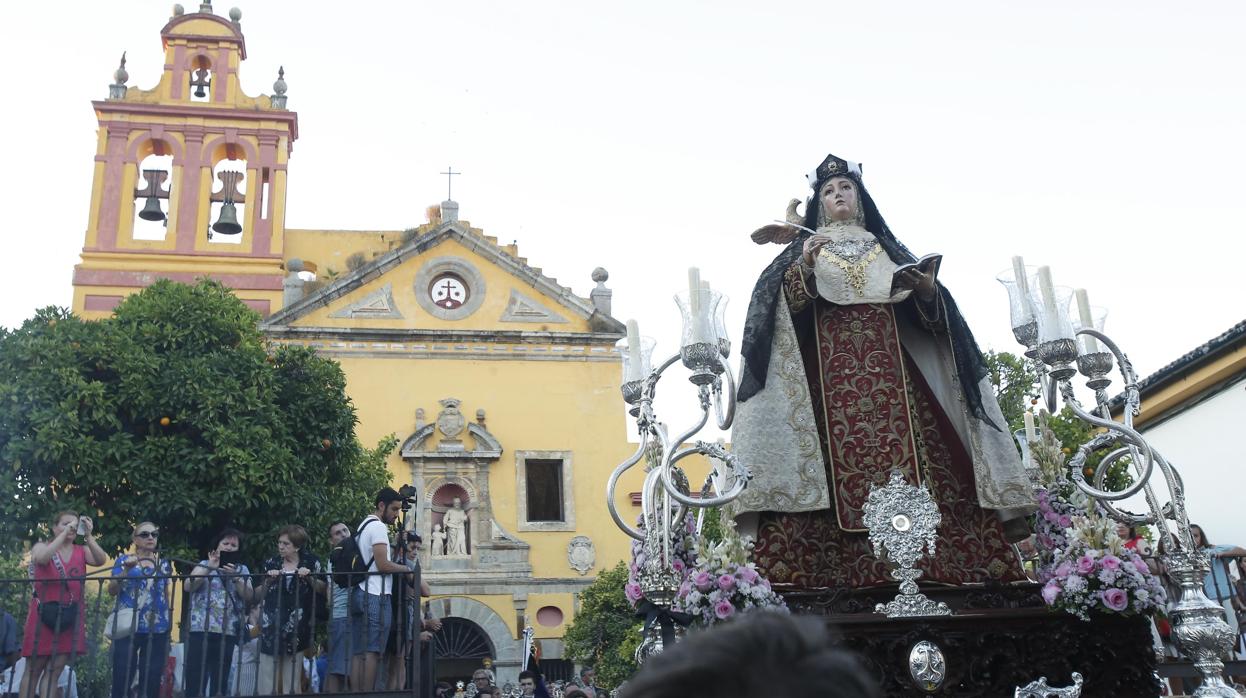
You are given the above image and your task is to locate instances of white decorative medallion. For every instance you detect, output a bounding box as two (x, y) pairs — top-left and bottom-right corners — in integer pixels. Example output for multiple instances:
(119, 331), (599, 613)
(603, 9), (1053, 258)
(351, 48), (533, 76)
(567, 535), (595, 575)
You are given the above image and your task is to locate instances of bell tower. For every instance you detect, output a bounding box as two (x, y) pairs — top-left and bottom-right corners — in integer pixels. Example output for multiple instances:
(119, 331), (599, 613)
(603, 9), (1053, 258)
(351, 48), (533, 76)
(72, 2), (298, 318)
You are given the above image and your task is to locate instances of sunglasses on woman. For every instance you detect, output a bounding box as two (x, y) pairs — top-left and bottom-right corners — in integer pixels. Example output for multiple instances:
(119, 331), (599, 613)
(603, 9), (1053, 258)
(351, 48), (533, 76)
(136, 530), (159, 539)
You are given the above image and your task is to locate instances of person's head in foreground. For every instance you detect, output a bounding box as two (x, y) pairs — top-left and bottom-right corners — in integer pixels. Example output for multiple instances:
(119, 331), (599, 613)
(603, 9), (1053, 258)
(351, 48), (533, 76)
(621, 612), (879, 698)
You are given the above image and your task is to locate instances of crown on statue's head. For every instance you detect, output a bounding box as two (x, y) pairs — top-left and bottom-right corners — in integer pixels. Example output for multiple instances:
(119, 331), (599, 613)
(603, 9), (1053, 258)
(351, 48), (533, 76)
(808, 153), (864, 190)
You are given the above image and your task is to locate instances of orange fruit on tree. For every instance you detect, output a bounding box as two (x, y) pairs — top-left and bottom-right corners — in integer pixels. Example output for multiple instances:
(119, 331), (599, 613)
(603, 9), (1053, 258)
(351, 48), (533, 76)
(159, 417), (171, 426)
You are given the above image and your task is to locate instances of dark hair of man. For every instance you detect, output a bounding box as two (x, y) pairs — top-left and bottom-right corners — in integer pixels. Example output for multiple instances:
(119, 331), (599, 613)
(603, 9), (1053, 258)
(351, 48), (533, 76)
(621, 612), (879, 698)
(211, 527), (244, 551)
(518, 670), (537, 682)
(376, 487), (403, 508)
(579, 666), (593, 679)
(564, 691), (589, 698)
(278, 524), (308, 551)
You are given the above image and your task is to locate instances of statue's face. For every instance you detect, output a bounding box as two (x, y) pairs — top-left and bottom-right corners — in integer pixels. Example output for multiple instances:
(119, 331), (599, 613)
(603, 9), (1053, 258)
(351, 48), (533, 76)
(820, 176), (859, 223)
(452, 497), (462, 508)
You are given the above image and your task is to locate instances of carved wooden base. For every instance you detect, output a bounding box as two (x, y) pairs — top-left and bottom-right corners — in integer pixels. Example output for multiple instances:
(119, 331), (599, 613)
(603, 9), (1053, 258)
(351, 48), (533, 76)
(785, 584), (1161, 697)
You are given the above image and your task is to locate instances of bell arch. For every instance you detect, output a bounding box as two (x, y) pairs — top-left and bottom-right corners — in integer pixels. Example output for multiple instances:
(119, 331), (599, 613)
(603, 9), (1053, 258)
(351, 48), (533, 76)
(188, 53), (213, 103)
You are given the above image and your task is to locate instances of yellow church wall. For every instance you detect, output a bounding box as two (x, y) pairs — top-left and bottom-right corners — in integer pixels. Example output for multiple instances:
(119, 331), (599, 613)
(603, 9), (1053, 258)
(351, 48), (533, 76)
(327, 351), (643, 579)
(282, 229), (407, 278)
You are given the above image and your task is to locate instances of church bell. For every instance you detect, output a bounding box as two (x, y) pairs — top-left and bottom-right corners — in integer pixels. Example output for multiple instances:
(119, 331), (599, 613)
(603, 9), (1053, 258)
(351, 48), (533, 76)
(212, 202), (243, 235)
(137, 196), (166, 222)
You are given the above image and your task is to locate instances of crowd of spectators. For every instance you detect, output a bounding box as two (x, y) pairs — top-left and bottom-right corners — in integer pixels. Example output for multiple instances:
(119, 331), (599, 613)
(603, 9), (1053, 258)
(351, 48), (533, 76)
(0, 488), (440, 697)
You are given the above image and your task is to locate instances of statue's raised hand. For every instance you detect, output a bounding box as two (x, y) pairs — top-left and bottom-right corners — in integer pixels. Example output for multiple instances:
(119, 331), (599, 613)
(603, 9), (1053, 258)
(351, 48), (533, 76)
(801, 235), (834, 267)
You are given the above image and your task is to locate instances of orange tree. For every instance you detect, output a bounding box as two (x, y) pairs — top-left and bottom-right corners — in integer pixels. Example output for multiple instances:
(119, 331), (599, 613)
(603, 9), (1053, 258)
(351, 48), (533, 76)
(0, 280), (393, 563)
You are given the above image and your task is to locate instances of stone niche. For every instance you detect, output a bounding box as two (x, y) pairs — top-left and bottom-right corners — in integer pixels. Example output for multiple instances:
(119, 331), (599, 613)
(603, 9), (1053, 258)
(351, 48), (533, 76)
(402, 398), (531, 582)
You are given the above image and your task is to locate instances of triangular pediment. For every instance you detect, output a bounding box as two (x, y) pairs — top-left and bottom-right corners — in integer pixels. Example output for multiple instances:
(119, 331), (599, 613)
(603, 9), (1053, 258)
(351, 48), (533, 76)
(263, 222), (623, 337)
(500, 289), (567, 324)
(328, 284), (402, 319)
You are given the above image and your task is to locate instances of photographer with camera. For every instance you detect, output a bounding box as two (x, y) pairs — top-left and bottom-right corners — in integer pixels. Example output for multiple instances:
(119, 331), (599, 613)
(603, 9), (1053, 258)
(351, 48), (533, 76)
(20, 510), (106, 698)
(186, 527), (253, 697)
(348, 488), (416, 692)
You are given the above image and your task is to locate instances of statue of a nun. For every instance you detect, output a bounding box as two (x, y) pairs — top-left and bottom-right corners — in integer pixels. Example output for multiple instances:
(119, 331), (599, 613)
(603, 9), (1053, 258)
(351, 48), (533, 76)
(731, 153), (1035, 589)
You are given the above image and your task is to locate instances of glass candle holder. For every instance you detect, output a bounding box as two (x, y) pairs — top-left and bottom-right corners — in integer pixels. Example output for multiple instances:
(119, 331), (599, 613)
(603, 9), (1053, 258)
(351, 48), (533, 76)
(674, 288), (720, 350)
(709, 293), (730, 358)
(1035, 285), (1075, 345)
(616, 335), (657, 387)
(1072, 305), (1108, 356)
(996, 266), (1040, 350)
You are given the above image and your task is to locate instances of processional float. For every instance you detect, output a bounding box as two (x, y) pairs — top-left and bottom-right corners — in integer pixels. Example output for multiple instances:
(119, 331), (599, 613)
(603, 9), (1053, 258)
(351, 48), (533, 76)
(600, 252), (1234, 696)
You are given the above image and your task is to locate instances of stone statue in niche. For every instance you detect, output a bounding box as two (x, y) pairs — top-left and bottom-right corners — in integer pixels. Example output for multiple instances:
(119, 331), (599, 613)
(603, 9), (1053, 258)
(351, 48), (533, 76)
(430, 523), (447, 557)
(431, 497), (473, 556)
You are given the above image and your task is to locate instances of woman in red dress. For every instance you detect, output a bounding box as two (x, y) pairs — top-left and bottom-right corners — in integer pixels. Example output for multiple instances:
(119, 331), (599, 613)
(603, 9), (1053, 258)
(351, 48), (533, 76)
(20, 510), (108, 698)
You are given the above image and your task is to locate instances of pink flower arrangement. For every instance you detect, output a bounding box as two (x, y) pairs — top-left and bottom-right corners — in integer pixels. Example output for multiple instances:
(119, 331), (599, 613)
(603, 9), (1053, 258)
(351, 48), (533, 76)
(671, 517), (787, 627)
(1032, 490), (1166, 622)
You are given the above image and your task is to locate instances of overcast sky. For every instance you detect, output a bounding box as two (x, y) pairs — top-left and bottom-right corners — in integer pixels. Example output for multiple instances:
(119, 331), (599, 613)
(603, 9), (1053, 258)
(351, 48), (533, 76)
(2, 2), (1244, 539)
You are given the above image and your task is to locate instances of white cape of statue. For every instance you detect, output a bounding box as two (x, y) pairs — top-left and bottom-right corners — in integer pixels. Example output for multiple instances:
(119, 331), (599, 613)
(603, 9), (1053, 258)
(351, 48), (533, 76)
(730, 259), (1035, 522)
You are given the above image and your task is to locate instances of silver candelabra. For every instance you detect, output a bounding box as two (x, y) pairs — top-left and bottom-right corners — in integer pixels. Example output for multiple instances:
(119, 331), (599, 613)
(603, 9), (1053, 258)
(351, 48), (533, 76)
(605, 272), (751, 661)
(1001, 263), (1237, 697)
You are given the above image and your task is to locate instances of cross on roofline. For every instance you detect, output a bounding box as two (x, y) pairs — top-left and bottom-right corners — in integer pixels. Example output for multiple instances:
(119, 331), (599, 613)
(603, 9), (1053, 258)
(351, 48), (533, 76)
(440, 166), (461, 201)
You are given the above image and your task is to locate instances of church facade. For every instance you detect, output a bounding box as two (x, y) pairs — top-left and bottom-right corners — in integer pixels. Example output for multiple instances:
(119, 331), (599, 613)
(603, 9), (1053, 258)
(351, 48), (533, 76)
(69, 4), (643, 685)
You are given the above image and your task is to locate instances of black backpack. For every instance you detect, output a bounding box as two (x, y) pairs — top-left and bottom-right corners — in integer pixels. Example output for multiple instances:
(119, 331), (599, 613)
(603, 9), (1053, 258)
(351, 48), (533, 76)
(330, 518), (380, 588)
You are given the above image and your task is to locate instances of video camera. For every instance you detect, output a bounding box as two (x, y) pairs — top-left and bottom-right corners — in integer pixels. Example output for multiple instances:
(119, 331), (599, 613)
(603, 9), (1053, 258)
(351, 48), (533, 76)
(398, 483), (417, 513)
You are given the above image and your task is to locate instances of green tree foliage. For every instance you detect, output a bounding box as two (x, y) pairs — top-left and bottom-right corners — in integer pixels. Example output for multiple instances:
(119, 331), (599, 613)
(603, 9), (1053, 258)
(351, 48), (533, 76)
(983, 350), (1131, 493)
(563, 561), (641, 690)
(0, 280), (394, 564)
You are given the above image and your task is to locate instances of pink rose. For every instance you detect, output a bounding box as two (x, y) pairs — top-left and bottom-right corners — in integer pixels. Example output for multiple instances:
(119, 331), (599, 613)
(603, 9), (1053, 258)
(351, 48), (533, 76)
(717, 574), (736, 592)
(1076, 555), (1096, 575)
(678, 580), (691, 598)
(1101, 588), (1129, 612)
(625, 583), (643, 603)
(1041, 581), (1061, 605)
(714, 600), (735, 620)
(1057, 515), (1073, 528)
(1100, 554), (1121, 571)
(1054, 561), (1074, 579)
(694, 571), (713, 591)
(740, 566), (759, 584)
(672, 558), (686, 574)
(1044, 511), (1060, 524)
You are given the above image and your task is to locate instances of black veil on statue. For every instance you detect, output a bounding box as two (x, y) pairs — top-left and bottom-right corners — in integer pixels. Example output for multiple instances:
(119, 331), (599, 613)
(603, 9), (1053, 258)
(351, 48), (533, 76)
(738, 157), (999, 430)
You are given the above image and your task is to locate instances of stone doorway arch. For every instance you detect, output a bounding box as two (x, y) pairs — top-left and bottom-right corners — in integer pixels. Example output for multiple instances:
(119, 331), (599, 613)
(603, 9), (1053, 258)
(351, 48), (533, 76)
(427, 596), (522, 686)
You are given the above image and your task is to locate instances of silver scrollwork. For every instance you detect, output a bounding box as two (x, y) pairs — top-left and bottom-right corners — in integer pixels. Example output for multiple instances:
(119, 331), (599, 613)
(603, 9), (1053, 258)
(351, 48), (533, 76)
(863, 470), (951, 618)
(1014, 672), (1084, 698)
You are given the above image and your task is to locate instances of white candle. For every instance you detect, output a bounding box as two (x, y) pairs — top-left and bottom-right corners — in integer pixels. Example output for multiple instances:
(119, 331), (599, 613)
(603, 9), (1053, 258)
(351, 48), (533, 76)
(625, 319), (643, 381)
(687, 267), (708, 343)
(1074, 288), (1099, 353)
(1011, 256), (1032, 320)
(688, 267), (702, 315)
(1036, 266), (1060, 338)
(1023, 409), (1037, 444)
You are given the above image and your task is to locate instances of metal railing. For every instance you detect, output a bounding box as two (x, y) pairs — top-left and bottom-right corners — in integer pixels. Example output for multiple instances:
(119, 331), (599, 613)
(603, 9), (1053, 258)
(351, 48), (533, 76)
(0, 566), (434, 698)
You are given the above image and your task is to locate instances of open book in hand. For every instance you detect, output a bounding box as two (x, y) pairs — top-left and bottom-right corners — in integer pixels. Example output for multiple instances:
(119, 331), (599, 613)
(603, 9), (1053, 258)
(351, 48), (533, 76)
(893, 253), (942, 280)
(891, 253), (942, 295)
